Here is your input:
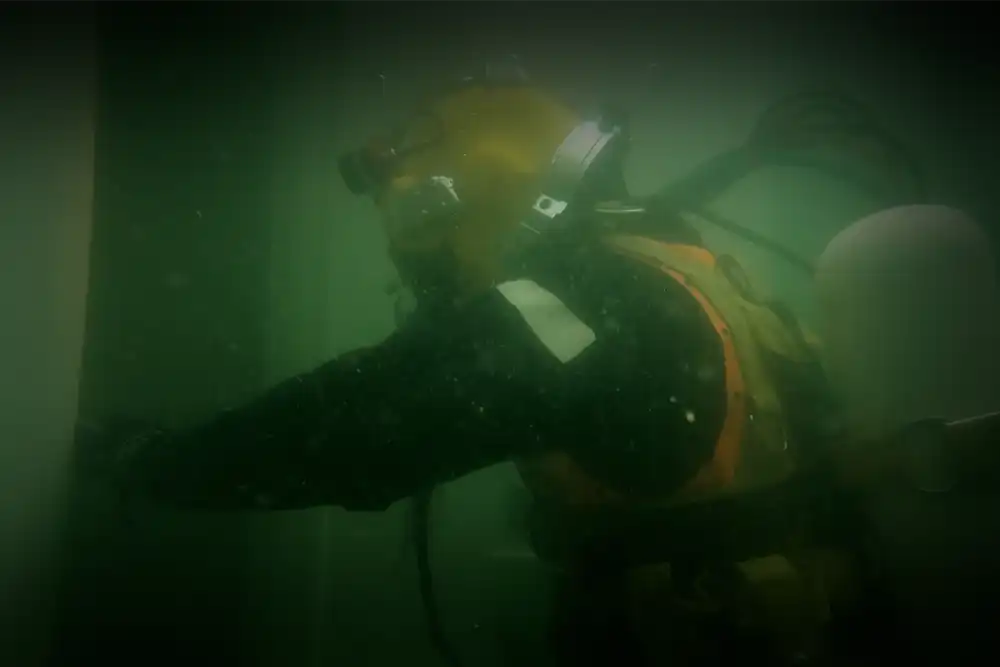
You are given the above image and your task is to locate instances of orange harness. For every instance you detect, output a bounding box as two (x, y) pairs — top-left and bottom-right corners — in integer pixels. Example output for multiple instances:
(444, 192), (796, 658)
(515, 242), (748, 506)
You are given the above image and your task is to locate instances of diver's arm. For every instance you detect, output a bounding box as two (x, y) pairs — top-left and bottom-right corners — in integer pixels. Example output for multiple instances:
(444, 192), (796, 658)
(100, 291), (575, 512)
(829, 412), (1000, 494)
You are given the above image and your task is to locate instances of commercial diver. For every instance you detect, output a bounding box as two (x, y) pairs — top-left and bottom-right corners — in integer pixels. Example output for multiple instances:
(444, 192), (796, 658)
(76, 69), (942, 666)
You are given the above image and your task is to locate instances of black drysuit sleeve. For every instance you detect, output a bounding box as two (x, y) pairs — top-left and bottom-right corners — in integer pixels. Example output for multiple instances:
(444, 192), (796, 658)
(109, 290), (595, 511)
(103, 251), (727, 513)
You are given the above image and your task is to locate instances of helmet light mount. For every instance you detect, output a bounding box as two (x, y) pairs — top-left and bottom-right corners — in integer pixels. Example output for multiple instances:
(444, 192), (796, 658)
(337, 138), (397, 197)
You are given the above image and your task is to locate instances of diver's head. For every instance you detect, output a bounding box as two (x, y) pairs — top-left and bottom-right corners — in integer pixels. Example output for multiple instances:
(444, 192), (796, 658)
(338, 77), (629, 305)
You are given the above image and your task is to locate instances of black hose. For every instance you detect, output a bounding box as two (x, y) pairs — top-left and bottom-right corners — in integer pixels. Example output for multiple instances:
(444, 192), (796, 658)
(410, 488), (464, 667)
(651, 90), (928, 275)
(748, 89), (927, 201)
(670, 203), (816, 277)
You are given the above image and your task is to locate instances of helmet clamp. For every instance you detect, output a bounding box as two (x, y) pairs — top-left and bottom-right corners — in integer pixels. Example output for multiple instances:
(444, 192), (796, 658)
(511, 116), (627, 255)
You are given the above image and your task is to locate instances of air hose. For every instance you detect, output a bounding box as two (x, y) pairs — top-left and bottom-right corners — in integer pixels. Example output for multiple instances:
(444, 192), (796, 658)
(653, 89), (928, 277)
(410, 488), (463, 667)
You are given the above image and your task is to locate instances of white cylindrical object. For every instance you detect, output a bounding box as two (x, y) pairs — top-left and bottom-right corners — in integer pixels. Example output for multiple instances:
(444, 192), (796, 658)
(816, 205), (1000, 438)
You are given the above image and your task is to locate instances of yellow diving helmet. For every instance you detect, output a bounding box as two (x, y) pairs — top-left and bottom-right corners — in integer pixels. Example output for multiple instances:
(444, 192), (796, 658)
(338, 68), (631, 300)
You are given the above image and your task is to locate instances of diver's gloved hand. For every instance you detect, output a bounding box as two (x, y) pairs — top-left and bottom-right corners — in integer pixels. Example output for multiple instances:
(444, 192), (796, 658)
(73, 416), (163, 491)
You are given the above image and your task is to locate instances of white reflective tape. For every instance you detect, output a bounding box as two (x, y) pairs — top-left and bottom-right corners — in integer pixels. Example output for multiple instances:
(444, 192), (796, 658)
(496, 279), (596, 364)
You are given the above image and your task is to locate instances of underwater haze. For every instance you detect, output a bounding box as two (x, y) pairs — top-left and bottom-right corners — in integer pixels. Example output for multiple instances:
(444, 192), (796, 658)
(2, 2), (1000, 667)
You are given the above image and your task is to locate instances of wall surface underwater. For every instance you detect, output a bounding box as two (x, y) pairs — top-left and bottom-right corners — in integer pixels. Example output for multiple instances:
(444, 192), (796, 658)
(0, 6), (97, 665)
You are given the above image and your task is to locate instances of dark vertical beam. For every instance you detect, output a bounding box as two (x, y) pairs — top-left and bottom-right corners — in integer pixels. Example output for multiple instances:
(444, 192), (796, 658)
(54, 4), (283, 666)
(0, 4), (98, 666)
